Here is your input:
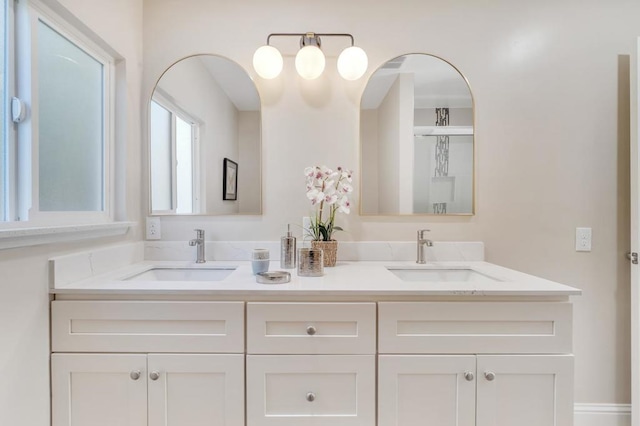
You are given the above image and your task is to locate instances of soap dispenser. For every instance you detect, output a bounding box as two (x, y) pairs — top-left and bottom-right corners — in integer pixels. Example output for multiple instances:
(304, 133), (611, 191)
(280, 224), (296, 269)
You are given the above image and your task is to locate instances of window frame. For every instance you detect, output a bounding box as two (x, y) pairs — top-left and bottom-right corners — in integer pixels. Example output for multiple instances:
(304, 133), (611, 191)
(0, 0), (116, 229)
(150, 91), (201, 215)
(22, 1), (115, 225)
(0, 0), (132, 248)
(2, 0), (17, 222)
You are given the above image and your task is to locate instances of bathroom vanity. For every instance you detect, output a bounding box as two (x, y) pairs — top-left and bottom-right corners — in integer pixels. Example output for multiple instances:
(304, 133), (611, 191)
(48, 244), (580, 426)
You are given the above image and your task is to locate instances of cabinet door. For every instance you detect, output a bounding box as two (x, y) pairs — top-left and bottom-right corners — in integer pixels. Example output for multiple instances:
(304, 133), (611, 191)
(378, 355), (476, 426)
(51, 353), (147, 426)
(148, 354), (244, 426)
(476, 355), (574, 426)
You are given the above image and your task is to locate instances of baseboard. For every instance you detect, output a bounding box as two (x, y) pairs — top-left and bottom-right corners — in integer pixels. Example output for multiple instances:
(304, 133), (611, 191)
(575, 403), (631, 426)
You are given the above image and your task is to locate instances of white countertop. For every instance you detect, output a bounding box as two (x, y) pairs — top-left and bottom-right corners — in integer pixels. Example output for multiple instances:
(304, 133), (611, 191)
(51, 260), (582, 298)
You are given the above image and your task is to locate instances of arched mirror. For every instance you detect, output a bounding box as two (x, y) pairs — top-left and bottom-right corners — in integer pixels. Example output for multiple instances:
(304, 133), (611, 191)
(360, 54), (474, 215)
(149, 55), (261, 215)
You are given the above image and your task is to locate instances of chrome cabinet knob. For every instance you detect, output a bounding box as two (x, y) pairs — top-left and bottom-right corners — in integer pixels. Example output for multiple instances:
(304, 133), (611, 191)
(130, 370), (141, 381)
(484, 371), (496, 381)
(306, 325), (317, 336)
(306, 392), (316, 402)
(464, 371), (474, 381)
(149, 371), (160, 381)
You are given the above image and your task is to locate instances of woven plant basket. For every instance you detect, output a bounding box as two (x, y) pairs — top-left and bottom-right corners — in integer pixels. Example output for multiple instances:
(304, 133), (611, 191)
(310, 240), (338, 267)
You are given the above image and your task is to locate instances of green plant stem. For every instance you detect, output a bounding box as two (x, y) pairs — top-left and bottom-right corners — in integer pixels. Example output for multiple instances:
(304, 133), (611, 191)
(317, 180), (326, 240)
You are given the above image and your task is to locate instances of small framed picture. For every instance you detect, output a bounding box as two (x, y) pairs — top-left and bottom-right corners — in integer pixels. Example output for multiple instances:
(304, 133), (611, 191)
(223, 158), (238, 201)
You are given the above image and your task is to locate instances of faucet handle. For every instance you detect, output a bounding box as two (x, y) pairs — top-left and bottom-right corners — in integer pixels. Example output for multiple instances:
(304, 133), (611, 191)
(194, 229), (205, 238)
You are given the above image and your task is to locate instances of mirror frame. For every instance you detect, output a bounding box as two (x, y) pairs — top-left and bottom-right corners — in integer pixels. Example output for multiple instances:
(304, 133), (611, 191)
(147, 53), (263, 216)
(359, 52), (476, 217)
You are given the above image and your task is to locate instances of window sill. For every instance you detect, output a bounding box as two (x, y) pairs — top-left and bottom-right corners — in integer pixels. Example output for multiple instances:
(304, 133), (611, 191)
(0, 222), (136, 250)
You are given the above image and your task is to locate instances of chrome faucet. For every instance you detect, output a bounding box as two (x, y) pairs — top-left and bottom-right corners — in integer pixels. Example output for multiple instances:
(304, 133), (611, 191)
(189, 229), (206, 263)
(416, 229), (433, 264)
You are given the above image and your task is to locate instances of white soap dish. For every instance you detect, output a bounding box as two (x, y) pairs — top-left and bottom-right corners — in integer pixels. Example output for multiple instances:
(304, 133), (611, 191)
(256, 271), (291, 284)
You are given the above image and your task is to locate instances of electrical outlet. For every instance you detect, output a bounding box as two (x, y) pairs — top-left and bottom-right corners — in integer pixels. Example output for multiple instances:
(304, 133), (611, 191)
(146, 217), (161, 240)
(575, 227), (592, 252)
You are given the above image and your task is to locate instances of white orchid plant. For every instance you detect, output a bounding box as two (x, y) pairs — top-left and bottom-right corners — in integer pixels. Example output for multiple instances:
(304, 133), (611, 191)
(305, 165), (353, 241)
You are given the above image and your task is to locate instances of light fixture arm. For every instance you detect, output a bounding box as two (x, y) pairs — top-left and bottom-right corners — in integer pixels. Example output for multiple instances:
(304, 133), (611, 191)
(265, 32), (355, 47)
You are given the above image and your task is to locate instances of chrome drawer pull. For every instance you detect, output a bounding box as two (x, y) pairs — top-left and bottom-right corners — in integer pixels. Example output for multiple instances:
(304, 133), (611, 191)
(306, 392), (316, 402)
(149, 371), (160, 381)
(484, 371), (496, 381)
(306, 325), (317, 336)
(464, 371), (474, 381)
(130, 370), (141, 381)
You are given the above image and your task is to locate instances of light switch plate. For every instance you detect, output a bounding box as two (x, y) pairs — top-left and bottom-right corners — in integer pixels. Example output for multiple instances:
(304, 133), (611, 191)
(575, 227), (592, 252)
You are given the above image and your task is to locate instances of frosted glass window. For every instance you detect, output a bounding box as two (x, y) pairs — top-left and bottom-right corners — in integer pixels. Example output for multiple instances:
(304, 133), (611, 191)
(0, 0), (6, 219)
(150, 100), (172, 211)
(38, 21), (104, 211)
(175, 116), (193, 214)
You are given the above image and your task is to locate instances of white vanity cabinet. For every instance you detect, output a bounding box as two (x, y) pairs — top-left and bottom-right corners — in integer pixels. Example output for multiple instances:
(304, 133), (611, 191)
(49, 289), (577, 426)
(245, 302), (377, 426)
(377, 302), (574, 426)
(50, 301), (245, 426)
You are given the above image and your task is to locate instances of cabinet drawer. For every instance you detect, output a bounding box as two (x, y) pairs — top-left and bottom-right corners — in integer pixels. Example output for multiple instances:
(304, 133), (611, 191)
(247, 302), (376, 354)
(52, 301), (244, 353)
(379, 302), (572, 354)
(246, 355), (375, 426)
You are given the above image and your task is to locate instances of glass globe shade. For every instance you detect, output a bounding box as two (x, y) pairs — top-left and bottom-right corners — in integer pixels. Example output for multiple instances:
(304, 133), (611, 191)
(295, 45), (325, 80)
(253, 45), (283, 79)
(337, 46), (368, 80)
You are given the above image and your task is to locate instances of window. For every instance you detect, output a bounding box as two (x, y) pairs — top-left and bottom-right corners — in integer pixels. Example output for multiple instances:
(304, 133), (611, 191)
(0, 0), (9, 221)
(1, 0), (10, 221)
(175, 115), (195, 214)
(150, 97), (200, 215)
(37, 20), (105, 213)
(1, 0), (116, 226)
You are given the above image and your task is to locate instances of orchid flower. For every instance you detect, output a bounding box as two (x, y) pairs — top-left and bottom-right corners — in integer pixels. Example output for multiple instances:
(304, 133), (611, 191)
(305, 165), (353, 241)
(324, 194), (338, 205)
(338, 197), (351, 214)
(306, 188), (324, 205)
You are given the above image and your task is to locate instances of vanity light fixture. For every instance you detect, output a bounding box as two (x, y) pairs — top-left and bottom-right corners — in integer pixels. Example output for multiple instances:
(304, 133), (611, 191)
(253, 32), (368, 81)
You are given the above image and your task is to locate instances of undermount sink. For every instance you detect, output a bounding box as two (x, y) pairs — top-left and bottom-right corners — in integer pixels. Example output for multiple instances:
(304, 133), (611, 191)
(123, 267), (236, 282)
(386, 267), (499, 282)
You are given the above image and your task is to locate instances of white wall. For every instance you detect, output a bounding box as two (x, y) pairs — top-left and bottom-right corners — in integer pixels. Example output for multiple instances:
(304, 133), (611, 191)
(377, 76), (401, 214)
(361, 109), (379, 213)
(398, 74), (416, 214)
(143, 0), (636, 405)
(238, 111), (261, 214)
(373, 73), (415, 214)
(0, 1), (143, 425)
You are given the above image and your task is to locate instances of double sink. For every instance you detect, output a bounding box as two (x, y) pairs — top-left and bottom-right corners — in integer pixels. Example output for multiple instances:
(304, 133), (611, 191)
(122, 265), (500, 283)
